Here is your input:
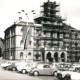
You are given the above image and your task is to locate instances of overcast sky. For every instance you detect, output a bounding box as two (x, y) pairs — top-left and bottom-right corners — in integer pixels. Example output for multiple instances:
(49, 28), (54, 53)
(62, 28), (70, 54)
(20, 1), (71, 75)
(0, 0), (80, 38)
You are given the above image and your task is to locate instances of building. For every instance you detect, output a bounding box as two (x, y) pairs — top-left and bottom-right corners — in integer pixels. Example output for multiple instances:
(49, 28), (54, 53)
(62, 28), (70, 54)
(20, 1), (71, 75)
(4, 21), (28, 60)
(23, 0), (80, 62)
(0, 38), (4, 57)
(4, 0), (80, 62)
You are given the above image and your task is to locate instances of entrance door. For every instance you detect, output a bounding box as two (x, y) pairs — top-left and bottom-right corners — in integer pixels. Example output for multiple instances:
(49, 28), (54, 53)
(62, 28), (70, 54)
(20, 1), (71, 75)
(61, 52), (65, 62)
(46, 52), (53, 62)
(54, 52), (58, 62)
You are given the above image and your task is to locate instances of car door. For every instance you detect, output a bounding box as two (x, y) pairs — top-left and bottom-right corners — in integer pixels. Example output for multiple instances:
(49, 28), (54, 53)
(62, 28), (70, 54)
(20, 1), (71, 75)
(42, 65), (52, 75)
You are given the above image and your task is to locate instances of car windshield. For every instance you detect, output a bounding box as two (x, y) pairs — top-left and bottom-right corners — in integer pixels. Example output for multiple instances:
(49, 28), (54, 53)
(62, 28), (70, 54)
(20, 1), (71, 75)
(7, 62), (11, 64)
(68, 67), (74, 69)
(58, 68), (68, 71)
(69, 66), (80, 70)
(26, 64), (32, 67)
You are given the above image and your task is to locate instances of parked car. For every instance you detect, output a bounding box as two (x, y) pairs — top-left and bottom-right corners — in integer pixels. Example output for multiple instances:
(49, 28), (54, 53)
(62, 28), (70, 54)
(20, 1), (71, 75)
(57, 67), (80, 80)
(68, 66), (80, 72)
(72, 63), (80, 67)
(17, 63), (35, 74)
(57, 70), (80, 80)
(29, 64), (57, 76)
(6, 62), (18, 71)
(1, 61), (12, 69)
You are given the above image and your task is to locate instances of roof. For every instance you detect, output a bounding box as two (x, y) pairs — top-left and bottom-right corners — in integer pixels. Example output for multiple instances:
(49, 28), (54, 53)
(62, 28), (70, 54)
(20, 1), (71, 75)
(4, 20), (34, 33)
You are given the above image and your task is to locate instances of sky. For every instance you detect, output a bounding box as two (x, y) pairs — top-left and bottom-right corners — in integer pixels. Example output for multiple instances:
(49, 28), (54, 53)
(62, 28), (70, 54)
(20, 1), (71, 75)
(0, 0), (80, 38)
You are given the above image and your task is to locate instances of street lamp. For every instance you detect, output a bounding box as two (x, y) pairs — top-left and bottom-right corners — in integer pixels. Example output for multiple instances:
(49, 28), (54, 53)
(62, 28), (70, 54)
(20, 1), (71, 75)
(18, 10), (36, 49)
(18, 10), (36, 23)
(21, 10), (36, 49)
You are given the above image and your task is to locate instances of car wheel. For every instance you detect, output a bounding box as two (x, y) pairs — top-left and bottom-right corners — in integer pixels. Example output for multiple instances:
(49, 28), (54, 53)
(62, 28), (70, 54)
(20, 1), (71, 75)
(33, 71), (39, 76)
(57, 73), (62, 79)
(64, 74), (71, 80)
(12, 68), (16, 71)
(22, 69), (26, 74)
(53, 71), (57, 76)
(5, 66), (8, 70)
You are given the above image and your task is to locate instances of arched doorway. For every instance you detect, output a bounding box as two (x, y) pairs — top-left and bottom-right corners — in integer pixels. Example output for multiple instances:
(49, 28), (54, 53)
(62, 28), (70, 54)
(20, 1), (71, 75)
(61, 52), (65, 62)
(20, 52), (23, 59)
(46, 52), (53, 62)
(54, 52), (58, 62)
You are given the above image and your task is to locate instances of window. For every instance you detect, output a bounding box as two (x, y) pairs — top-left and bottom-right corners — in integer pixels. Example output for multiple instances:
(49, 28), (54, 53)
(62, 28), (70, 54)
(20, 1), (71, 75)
(44, 65), (50, 68)
(59, 34), (63, 38)
(29, 41), (31, 45)
(59, 41), (63, 46)
(44, 41), (46, 46)
(65, 34), (69, 37)
(53, 33), (57, 38)
(11, 28), (15, 36)
(47, 41), (51, 47)
(11, 37), (15, 47)
(6, 31), (10, 38)
(34, 52), (41, 61)
(20, 52), (23, 56)
(42, 31), (46, 37)
(46, 32), (50, 37)
(72, 34), (75, 39)
(53, 41), (58, 44)
(78, 44), (80, 47)
(77, 34), (80, 39)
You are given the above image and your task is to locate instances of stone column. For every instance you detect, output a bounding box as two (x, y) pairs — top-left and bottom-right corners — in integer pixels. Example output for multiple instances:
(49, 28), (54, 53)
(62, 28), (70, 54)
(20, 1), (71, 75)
(58, 52), (61, 62)
(65, 51), (67, 62)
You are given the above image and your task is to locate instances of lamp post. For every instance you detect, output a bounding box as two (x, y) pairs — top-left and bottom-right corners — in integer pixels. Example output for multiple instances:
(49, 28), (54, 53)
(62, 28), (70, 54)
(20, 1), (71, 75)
(18, 10), (36, 49)
(18, 10), (35, 25)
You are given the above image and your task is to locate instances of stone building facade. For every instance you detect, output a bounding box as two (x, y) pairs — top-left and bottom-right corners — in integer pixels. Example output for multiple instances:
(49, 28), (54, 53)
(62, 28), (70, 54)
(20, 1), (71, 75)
(4, 21), (27, 60)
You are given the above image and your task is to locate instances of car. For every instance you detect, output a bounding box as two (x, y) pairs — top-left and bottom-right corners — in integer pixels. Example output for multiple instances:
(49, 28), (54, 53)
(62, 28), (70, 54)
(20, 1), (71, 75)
(57, 67), (80, 80)
(57, 70), (80, 80)
(72, 63), (80, 66)
(58, 63), (71, 69)
(17, 63), (35, 74)
(68, 66), (80, 72)
(7, 61), (30, 71)
(29, 64), (57, 76)
(1, 61), (12, 69)
(6, 62), (18, 71)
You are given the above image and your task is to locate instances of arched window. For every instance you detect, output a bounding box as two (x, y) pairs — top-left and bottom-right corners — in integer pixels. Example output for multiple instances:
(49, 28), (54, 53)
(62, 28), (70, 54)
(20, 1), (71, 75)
(20, 52), (23, 59)
(28, 52), (31, 55)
